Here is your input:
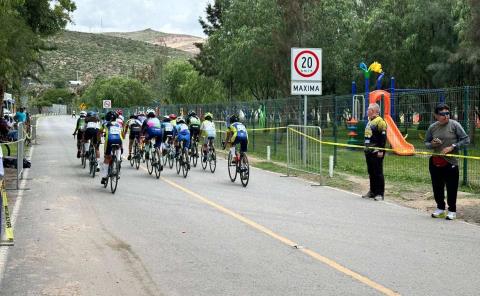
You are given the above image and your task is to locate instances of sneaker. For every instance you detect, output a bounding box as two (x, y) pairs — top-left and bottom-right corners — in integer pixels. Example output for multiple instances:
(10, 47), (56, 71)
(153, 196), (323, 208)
(100, 178), (107, 185)
(127, 155), (132, 160)
(374, 195), (384, 201)
(431, 208), (447, 218)
(77, 151), (81, 158)
(446, 211), (456, 220)
(361, 191), (374, 198)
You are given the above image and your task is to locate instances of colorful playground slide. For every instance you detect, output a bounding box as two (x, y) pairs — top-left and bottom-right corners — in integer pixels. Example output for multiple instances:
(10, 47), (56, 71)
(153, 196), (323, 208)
(384, 115), (415, 156)
(369, 90), (415, 156)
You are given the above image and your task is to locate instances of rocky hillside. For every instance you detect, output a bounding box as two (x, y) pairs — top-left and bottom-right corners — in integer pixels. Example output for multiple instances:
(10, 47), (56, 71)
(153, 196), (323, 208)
(103, 28), (204, 54)
(39, 30), (191, 84)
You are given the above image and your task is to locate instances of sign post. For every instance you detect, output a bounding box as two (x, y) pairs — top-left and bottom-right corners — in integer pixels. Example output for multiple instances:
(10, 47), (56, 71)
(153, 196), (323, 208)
(102, 100), (112, 110)
(291, 48), (322, 165)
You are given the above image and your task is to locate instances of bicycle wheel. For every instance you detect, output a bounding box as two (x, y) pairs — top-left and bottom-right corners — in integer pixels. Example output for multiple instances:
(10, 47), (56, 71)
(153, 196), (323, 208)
(81, 146), (86, 168)
(239, 154), (250, 187)
(191, 143), (198, 167)
(110, 156), (119, 194)
(182, 149), (189, 178)
(168, 150), (174, 169)
(209, 150), (216, 173)
(175, 153), (181, 175)
(154, 149), (161, 179)
(227, 152), (237, 182)
(92, 159), (97, 178)
(162, 146), (168, 166)
(201, 148), (207, 170)
(103, 164), (110, 188)
(130, 142), (136, 167)
(146, 146), (154, 175)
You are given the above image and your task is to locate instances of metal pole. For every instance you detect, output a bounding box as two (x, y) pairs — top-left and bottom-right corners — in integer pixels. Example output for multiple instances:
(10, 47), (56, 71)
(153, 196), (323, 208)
(303, 95), (307, 166)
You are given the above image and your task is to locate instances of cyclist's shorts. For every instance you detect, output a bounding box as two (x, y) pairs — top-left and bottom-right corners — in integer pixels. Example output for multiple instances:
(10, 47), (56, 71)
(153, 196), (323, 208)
(105, 137), (122, 155)
(204, 136), (215, 145)
(163, 131), (173, 142)
(177, 134), (190, 149)
(76, 131), (85, 144)
(190, 126), (200, 138)
(146, 127), (162, 148)
(232, 137), (248, 153)
(129, 131), (140, 140)
(84, 128), (99, 147)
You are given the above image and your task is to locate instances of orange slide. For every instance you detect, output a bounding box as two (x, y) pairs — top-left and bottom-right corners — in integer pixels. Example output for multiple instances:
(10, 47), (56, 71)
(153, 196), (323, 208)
(369, 90), (415, 156)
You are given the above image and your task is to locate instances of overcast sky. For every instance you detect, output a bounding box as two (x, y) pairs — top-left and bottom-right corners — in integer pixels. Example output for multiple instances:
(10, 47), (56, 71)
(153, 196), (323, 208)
(66, 0), (212, 37)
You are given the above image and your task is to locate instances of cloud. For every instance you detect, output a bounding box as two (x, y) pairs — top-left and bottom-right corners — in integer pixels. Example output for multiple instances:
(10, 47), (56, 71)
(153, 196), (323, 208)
(66, 0), (212, 37)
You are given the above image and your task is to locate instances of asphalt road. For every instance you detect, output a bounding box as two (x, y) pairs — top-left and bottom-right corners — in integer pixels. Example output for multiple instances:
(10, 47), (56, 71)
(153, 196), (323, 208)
(0, 115), (479, 296)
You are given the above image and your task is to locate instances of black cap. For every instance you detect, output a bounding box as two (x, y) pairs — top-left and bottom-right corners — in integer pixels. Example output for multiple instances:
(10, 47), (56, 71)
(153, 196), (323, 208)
(434, 103), (450, 114)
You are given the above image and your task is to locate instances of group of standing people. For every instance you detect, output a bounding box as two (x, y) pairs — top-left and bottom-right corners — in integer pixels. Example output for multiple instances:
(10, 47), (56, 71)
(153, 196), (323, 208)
(362, 102), (470, 220)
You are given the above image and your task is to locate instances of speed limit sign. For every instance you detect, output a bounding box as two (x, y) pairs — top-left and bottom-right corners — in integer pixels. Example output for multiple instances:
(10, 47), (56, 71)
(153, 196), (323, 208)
(291, 48), (322, 95)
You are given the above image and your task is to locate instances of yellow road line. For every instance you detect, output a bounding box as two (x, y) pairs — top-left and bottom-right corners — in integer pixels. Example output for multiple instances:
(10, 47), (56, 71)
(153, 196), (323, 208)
(140, 164), (400, 295)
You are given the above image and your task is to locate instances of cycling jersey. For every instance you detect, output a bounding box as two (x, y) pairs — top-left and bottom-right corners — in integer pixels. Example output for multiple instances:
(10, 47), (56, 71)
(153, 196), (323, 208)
(228, 122), (248, 152)
(100, 121), (123, 155)
(77, 118), (87, 131)
(143, 117), (162, 148)
(200, 120), (216, 138)
(175, 123), (190, 149)
(188, 116), (201, 127)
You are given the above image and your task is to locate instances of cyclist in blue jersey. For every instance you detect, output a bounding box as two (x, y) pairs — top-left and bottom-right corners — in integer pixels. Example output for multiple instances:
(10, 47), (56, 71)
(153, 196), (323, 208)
(99, 111), (123, 185)
(225, 114), (248, 163)
(174, 117), (190, 160)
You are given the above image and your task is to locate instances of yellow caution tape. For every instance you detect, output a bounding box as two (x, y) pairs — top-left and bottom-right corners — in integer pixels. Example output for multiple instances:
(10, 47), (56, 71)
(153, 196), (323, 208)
(1, 181), (14, 242)
(288, 128), (480, 161)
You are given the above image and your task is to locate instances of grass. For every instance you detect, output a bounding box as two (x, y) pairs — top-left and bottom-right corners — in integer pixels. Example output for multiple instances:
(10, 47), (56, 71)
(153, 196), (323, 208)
(39, 30), (190, 83)
(217, 126), (480, 192)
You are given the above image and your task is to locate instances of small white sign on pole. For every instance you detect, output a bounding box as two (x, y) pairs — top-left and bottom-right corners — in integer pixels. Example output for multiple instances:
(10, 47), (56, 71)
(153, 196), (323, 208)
(291, 48), (322, 95)
(102, 100), (112, 109)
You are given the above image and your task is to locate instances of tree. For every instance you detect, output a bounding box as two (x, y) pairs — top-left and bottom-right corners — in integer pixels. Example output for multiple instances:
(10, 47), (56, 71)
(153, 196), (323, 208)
(0, 0), (76, 110)
(81, 77), (156, 108)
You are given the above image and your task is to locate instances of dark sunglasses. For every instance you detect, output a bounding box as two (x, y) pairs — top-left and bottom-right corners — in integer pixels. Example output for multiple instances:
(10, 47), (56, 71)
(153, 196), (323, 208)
(438, 111), (450, 116)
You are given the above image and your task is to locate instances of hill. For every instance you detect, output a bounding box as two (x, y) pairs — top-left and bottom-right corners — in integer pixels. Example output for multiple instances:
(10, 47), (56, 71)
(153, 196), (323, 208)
(103, 28), (204, 54)
(38, 30), (190, 84)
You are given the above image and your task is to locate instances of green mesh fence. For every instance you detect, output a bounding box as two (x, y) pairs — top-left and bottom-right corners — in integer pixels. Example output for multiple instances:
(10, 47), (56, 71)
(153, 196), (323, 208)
(119, 86), (480, 190)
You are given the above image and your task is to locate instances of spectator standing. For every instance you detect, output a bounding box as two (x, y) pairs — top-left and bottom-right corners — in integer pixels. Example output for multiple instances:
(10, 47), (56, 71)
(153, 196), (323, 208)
(15, 107), (26, 123)
(362, 103), (387, 201)
(425, 103), (470, 220)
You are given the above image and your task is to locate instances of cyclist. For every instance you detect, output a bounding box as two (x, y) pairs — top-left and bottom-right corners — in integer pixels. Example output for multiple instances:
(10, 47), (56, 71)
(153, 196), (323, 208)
(123, 114), (142, 160)
(186, 110), (201, 155)
(225, 114), (248, 163)
(84, 111), (101, 171)
(72, 110), (76, 118)
(100, 111), (123, 185)
(137, 111), (147, 124)
(169, 113), (177, 127)
(174, 117), (190, 164)
(116, 109), (124, 128)
(73, 110), (87, 158)
(141, 109), (163, 169)
(200, 112), (216, 162)
(161, 115), (174, 154)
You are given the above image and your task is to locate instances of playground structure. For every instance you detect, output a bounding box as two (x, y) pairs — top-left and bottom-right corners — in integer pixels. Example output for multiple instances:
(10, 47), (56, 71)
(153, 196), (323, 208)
(369, 90), (415, 156)
(351, 62), (415, 156)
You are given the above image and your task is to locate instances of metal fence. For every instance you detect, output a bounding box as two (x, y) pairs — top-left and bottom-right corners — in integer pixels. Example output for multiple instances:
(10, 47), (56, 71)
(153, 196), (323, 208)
(119, 86), (480, 189)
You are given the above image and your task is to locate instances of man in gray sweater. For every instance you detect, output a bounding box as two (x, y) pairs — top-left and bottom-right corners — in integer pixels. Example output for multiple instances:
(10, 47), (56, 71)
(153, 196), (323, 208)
(425, 103), (470, 220)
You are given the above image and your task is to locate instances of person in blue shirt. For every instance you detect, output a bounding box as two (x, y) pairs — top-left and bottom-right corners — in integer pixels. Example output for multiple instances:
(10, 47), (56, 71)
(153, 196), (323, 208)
(15, 107), (26, 123)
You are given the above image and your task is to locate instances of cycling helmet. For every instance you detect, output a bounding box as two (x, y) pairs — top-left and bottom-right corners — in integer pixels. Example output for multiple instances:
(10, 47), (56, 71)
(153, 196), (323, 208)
(188, 110), (196, 116)
(177, 117), (186, 124)
(105, 111), (117, 122)
(116, 109), (123, 115)
(80, 111), (87, 117)
(204, 112), (213, 120)
(129, 114), (137, 119)
(86, 111), (94, 117)
(146, 109), (156, 118)
(162, 115), (171, 122)
(169, 113), (177, 120)
(229, 114), (239, 123)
